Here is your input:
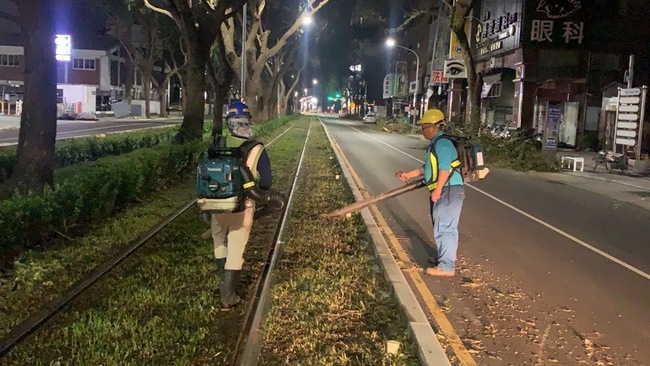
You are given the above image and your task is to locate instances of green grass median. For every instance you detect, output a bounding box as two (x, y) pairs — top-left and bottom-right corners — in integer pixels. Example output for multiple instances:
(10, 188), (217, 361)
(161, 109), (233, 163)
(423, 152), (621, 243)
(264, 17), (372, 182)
(0, 118), (306, 364)
(258, 121), (419, 365)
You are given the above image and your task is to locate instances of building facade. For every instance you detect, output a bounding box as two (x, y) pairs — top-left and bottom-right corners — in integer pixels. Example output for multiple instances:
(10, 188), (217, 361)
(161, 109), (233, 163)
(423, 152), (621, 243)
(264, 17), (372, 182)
(472, 0), (648, 150)
(388, 0), (649, 153)
(0, 37), (165, 117)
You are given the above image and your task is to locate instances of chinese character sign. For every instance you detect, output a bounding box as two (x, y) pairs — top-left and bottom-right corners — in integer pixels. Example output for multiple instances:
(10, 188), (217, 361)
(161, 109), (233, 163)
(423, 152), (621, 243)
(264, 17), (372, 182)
(562, 22), (584, 44)
(530, 20), (584, 44)
(431, 71), (448, 84)
(526, 0), (586, 46)
(531, 20), (553, 42)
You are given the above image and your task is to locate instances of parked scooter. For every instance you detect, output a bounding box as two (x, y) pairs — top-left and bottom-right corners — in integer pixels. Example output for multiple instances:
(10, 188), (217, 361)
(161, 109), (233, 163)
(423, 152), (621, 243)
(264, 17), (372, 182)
(594, 150), (629, 174)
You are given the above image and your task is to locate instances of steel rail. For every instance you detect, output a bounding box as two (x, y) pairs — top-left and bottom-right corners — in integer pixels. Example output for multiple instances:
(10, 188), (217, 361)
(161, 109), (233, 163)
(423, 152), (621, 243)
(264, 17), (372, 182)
(0, 123), (298, 359)
(231, 120), (312, 366)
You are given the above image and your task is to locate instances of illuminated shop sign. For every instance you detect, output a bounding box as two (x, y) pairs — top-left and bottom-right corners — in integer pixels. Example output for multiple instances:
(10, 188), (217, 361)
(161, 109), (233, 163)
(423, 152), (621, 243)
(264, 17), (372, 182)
(55, 34), (72, 62)
(473, 1), (522, 61)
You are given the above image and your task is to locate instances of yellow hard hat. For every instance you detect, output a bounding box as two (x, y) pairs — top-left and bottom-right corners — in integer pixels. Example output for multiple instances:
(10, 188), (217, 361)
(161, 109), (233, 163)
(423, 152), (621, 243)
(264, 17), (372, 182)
(419, 109), (445, 125)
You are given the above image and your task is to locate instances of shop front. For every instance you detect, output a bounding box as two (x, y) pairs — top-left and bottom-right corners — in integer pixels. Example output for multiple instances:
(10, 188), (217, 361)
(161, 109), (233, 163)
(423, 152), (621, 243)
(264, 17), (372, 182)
(473, 0), (604, 149)
(532, 78), (587, 148)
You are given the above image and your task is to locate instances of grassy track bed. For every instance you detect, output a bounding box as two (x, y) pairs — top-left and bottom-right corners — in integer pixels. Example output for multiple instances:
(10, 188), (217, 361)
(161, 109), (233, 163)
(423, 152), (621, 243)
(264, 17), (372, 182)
(0, 122), (307, 365)
(259, 121), (420, 365)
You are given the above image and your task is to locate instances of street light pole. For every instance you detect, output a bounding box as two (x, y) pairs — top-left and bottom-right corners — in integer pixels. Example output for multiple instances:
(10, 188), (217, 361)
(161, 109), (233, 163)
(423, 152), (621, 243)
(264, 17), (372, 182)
(241, 3), (247, 101)
(393, 44), (419, 133)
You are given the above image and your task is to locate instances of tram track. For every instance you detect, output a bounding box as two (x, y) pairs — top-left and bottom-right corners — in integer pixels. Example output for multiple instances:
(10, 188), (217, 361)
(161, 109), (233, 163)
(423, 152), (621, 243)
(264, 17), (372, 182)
(0, 120), (311, 363)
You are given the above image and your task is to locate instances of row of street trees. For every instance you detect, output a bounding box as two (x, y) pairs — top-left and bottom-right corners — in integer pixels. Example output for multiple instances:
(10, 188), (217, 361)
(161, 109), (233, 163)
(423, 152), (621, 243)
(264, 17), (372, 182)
(3, 0), (329, 194)
(393, 0), (480, 130)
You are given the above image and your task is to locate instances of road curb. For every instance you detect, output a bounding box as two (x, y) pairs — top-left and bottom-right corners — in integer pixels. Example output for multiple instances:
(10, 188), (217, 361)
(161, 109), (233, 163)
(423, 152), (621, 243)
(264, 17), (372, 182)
(565, 171), (650, 192)
(320, 118), (451, 366)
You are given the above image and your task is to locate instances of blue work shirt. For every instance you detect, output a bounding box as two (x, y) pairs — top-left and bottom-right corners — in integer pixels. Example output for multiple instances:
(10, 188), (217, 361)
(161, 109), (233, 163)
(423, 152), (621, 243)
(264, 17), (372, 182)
(423, 131), (464, 187)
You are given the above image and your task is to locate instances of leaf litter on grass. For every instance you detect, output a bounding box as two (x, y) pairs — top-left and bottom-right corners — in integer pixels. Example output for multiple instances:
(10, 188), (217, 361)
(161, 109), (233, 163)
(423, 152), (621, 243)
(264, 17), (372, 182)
(259, 121), (420, 365)
(1, 120), (309, 364)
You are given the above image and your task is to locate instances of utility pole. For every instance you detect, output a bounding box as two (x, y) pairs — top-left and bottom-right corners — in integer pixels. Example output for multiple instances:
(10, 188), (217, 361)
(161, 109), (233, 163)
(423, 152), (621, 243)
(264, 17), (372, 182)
(426, 0), (444, 111)
(626, 55), (635, 88)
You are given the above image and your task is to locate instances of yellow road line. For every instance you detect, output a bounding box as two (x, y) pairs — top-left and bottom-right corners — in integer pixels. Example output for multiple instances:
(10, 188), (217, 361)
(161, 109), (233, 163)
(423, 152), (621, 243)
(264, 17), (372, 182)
(328, 125), (477, 366)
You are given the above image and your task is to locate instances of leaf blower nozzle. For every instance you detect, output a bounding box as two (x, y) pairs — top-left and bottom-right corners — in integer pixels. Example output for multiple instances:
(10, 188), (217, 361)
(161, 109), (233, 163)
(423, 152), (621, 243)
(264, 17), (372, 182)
(240, 165), (287, 211)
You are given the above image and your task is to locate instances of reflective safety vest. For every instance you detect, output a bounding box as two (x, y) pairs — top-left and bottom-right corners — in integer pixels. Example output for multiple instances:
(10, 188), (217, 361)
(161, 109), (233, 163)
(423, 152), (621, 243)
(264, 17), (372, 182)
(424, 135), (462, 191)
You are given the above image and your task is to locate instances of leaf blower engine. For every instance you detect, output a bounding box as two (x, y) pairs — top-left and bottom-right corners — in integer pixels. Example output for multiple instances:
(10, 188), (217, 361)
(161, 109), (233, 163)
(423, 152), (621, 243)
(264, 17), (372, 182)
(196, 136), (286, 214)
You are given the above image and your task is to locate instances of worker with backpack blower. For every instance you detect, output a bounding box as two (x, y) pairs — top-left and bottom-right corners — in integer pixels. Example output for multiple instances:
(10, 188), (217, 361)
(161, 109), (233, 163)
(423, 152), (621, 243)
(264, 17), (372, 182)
(395, 109), (468, 277)
(196, 100), (286, 308)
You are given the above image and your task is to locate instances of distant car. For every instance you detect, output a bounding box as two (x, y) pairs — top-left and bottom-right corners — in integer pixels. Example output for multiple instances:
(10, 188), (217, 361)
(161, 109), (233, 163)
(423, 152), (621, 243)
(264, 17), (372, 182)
(362, 112), (376, 124)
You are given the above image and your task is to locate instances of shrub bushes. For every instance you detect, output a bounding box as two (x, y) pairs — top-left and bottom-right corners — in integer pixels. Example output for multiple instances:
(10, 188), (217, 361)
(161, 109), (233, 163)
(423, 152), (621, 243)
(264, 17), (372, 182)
(0, 114), (300, 260)
(0, 140), (204, 259)
(441, 125), (558, 172)
(0, 127), (178, 182)
(476, 134), (558, 172)
(376, 116), (413, 134)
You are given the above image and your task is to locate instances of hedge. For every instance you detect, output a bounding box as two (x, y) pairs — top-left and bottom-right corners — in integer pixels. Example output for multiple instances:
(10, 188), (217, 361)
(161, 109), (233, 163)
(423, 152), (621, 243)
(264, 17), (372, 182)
(0, 127), (178, 182)
(0, 114), (300, 260)
(0, 140), (204, 259)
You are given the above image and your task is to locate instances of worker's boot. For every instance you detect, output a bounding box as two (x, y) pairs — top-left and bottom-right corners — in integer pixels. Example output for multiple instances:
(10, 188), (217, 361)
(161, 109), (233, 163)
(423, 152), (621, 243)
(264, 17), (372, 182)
(220, 270), (242, 308)
(215, 258), (226, 277)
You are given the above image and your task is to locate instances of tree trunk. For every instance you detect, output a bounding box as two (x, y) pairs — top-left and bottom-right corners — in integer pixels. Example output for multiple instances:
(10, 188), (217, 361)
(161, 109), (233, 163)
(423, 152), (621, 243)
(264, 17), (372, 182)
(157, 83), (168, 117)
(263, 87), (275, 121)
(143, 71), (152, 118)
(246, 84), (267, 123)
(7, 0), (58, 194)
(207, 33), (234, 134)
(124, 56), (134, 110)
(178, 74), (187, 113)
(212, 77), (232, 133)
(451, 2), (481, 133)
(466, 72), (483, 132)
(174, 41), (208, 143)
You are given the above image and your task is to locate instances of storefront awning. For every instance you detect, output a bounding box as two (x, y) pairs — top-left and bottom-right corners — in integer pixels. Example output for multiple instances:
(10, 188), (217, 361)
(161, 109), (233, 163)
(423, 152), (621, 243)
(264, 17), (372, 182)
(481, 83), (493, 99)
(483, 73), (502, 84)
(481, 73), (503, 99)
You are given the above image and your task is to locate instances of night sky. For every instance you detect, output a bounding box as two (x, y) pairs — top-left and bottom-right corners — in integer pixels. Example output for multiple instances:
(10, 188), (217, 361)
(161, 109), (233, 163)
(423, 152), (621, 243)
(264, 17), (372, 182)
(313, 0), (404, 103)
(4, 0), (404, 102)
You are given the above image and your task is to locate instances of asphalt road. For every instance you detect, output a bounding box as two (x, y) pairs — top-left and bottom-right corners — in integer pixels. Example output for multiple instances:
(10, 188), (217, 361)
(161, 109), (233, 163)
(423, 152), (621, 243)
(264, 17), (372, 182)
(321, 117), (650, 366)
(0, 119), (181, 146)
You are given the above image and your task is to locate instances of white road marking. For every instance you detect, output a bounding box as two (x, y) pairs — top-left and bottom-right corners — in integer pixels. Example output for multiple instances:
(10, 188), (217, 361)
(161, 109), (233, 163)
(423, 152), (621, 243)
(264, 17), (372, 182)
(333, 122), (650, 282)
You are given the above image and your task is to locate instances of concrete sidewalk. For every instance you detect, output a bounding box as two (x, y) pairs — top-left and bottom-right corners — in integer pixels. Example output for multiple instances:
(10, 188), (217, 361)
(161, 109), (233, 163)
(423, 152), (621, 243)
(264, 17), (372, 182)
(554, 149), (650, 190)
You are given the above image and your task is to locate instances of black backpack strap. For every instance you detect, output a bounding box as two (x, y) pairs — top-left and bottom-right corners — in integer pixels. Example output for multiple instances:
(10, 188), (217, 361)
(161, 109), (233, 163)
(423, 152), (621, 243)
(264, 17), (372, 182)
(239, 140), (263, 157)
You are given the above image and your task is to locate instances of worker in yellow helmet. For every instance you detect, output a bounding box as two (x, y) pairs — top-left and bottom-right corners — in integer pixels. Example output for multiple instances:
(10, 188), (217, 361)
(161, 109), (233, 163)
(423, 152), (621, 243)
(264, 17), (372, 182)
(395, 109), (465, 277)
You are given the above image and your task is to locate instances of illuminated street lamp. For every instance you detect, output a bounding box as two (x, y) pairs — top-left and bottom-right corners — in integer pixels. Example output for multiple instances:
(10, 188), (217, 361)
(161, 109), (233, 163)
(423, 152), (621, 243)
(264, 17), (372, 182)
(386, 37), (420, 132)
(312, 78), (318, 85)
